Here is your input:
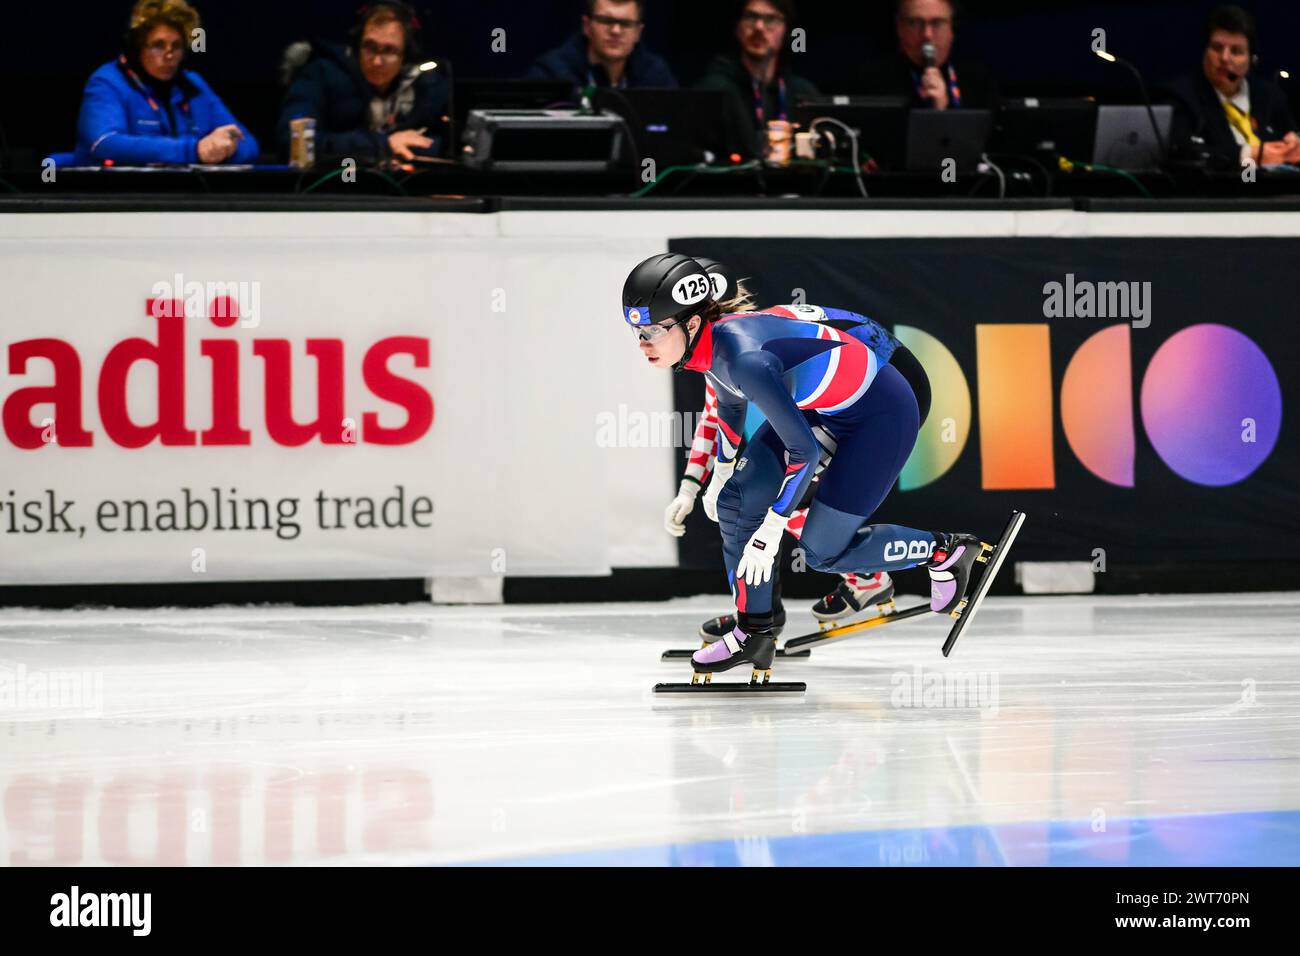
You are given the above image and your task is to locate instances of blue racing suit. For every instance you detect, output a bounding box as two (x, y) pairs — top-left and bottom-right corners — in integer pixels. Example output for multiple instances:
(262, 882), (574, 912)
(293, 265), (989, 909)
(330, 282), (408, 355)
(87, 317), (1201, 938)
(685, 308), (934, 617)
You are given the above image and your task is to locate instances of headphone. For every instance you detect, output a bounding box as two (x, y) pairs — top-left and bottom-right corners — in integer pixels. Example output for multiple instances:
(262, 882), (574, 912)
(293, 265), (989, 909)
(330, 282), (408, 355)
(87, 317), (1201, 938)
(350, 1), (424, 64)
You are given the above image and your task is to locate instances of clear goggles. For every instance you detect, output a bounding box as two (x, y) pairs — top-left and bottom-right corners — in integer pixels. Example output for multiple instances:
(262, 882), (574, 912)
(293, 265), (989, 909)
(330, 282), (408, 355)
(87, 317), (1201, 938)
(629, 315), (687, 343)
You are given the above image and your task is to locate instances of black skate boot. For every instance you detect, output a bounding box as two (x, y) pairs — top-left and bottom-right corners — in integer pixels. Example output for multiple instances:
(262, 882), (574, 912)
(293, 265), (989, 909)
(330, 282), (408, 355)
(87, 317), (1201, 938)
(690, 611), (778, 685)
(811, 572), (895, 623)
(698, 606), (785, 643)
(927, 533), (988, 615)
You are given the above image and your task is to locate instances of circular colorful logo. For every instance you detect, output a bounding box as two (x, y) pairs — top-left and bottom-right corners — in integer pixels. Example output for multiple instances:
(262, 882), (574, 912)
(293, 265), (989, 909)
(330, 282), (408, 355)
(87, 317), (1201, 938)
(1140, 324), (1282, 486)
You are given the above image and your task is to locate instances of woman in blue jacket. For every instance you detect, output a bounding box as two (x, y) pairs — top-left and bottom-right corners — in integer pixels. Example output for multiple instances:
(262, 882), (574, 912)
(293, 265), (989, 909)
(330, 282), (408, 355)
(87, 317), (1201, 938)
(75, 0), (258, 166)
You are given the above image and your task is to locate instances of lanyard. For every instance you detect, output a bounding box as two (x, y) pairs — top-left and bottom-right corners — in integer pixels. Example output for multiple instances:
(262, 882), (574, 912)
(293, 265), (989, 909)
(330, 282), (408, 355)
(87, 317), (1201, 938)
(752, 75), (787, 125)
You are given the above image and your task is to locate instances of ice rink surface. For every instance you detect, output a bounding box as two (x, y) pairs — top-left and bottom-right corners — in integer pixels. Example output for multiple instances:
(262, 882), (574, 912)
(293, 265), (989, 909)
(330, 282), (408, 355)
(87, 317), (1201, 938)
(2, 591), (1298, 867)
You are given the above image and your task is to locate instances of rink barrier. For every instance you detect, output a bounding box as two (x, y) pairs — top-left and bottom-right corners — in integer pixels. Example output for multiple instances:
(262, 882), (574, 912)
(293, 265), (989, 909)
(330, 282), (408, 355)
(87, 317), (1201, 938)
(2, 204), (1297, 589)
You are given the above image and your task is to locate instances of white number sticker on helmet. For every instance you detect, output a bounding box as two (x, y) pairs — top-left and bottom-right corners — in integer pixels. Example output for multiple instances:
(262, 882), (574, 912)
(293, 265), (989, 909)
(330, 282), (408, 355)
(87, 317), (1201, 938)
(671, 274), (711, 306)
(708, 272), (729, 300)
(787, 303), (827, 322)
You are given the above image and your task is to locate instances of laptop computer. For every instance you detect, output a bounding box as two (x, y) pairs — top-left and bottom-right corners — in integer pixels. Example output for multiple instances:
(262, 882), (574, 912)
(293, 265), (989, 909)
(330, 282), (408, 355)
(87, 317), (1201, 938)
(594, 88), (728, 168)
(1092, 104), (1173, 171)
(792, 96), (910, 170)
(904, 108), (993, 173)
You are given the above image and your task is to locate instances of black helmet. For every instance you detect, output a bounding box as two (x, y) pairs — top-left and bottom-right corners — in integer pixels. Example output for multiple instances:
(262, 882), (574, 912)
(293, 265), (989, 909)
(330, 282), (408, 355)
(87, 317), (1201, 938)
(693, 258), (737, 304)
(621, 253), (714, 329)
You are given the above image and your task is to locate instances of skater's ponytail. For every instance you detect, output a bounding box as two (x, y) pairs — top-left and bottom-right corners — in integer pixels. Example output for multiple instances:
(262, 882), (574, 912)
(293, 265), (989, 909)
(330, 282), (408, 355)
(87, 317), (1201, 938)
(717, 280), (756, 314)
(696, 300), (726, 325)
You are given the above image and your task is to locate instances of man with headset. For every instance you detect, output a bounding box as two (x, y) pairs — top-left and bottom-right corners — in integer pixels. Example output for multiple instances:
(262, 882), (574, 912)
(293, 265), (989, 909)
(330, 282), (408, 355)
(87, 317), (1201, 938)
(1165, 4), (1299, 169)
(278, 1), (449, 164)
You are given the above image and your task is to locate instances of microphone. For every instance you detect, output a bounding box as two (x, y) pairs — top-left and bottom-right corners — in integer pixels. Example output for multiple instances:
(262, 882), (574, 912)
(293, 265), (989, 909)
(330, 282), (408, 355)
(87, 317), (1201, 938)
(1225, 69), (1240, 82)
(919, 41), (942, 107)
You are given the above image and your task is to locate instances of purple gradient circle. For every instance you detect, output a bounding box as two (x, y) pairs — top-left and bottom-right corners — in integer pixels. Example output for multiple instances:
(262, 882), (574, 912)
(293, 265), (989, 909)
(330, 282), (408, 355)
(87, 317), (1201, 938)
(1140, 324), (1282, 486)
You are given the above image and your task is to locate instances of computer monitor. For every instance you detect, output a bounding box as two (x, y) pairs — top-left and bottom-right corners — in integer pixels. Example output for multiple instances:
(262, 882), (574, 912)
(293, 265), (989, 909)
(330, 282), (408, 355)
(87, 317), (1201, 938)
(1092, 104), (1173, 172)
(990, 97), (1098, 165)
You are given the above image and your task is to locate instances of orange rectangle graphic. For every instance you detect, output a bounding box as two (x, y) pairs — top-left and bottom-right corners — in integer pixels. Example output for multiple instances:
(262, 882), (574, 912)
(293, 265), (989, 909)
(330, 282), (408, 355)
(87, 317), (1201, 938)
(976, 324), (1055, 489)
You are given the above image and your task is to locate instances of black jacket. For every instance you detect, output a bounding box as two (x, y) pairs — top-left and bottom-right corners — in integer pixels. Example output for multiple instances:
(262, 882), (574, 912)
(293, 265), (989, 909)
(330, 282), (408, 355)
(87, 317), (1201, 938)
(277, 40), (449, 163)
(525, 32), (677, 90)
(840, 49), (998, 110)
(1163, 71), (1296, 169)
(694, 54), (820, 160)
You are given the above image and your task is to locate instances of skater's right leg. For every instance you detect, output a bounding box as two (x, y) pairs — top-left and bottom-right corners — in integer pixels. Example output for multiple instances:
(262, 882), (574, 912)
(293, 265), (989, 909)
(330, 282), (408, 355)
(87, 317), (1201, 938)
(797, 362), (980, 612)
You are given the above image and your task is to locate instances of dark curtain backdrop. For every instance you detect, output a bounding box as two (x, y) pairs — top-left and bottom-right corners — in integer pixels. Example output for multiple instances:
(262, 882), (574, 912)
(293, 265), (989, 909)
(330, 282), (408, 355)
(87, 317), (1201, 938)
(3, 1), (1300, 159)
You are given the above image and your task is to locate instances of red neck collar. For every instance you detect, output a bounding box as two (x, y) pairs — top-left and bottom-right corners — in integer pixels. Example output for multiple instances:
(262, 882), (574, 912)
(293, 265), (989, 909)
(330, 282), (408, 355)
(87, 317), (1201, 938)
(683, 319), (715, 372)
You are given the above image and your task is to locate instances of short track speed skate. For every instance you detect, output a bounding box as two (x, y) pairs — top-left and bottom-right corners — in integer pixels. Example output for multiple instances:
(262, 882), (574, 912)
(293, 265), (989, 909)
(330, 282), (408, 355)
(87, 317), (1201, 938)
(662, 608), (806, 661)
(940, 510), (1026, 657)
(654, 627), (806, 694)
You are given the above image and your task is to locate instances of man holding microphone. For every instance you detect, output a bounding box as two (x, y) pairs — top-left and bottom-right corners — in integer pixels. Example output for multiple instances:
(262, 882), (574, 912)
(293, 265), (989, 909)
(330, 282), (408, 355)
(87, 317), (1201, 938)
(844, 0), (996, 111)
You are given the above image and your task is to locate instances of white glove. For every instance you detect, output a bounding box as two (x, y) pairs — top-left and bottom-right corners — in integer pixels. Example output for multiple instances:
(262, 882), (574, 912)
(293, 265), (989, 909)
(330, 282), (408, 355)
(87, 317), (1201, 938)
(736, 509), (790, 586)
(701, 459), (735, 523)
(663, 479), (700, 537)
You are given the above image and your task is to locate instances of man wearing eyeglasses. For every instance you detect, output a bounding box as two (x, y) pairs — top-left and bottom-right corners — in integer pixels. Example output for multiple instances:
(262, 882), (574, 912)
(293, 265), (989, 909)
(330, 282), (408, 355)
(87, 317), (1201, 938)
(75, 0), (258, 165)
(845, 0), (996, 111)
(527, 0), (676, 90)
(278, 1), (449, 164)
(695, 0), (819, 160)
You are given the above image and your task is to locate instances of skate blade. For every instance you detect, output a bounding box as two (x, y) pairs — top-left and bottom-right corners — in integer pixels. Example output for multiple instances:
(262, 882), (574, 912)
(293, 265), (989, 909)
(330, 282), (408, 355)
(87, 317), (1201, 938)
(812, 598), (896, 630)
(653, 681), (806, 694)
(783, 602), (931, 652)
(661, 647), (810, 661)
(941, 510), (1026, 658)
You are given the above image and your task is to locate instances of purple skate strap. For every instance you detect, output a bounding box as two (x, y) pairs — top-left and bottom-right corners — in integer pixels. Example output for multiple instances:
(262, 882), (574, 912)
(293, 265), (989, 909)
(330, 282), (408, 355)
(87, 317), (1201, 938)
(692, 627), (746, 665)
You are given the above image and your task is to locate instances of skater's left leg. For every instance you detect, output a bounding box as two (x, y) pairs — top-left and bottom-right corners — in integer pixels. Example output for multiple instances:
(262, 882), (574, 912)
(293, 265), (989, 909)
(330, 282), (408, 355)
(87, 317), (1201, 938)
(714, 422), (786, 620)
(699, 530), (792, 642)
(697, 423), (786, 671)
